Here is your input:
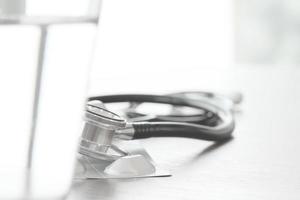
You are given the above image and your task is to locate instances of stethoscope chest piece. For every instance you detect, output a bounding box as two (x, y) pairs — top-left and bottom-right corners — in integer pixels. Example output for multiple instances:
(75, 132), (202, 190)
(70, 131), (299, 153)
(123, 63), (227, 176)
(79, 101), (128, 161)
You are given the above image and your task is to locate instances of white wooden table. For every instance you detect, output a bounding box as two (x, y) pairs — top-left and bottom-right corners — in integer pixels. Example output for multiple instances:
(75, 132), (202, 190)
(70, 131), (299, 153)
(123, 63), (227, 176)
(67, 67), (300, 200)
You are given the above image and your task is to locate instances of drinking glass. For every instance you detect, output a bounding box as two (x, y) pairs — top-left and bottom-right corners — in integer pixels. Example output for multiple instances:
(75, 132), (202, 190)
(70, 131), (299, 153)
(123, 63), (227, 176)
(0, 0), (102, 199)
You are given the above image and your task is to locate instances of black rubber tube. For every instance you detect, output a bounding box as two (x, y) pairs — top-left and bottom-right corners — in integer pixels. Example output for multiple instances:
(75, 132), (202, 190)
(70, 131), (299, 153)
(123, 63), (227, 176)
(132, 121), (234, 141)
(89, 94), (235, 141)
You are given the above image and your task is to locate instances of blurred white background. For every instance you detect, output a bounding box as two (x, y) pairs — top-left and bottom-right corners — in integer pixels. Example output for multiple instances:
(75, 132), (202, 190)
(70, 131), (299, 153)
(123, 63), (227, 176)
(89, 0), (236, 95)
(89, 0), (300, 95)
(236, 0), (300, 64)
(91, 0), (234, 77)
(92, 0), (300, 77)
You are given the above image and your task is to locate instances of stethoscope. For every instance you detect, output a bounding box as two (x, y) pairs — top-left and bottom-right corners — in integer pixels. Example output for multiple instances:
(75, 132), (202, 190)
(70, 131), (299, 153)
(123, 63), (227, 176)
(78, 92), (242, 161)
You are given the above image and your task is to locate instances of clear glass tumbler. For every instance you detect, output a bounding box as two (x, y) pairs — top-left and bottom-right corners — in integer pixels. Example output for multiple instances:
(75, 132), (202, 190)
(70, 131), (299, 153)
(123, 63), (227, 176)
(0, 0), (101, 199)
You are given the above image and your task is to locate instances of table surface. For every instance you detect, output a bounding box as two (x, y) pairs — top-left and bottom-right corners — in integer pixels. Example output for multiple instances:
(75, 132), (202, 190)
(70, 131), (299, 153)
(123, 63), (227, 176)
(67, 67), (300, 200)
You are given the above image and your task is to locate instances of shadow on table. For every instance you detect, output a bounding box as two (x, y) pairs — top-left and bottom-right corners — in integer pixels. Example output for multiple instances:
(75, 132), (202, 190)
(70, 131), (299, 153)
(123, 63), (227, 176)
(179, 138), (233, 167)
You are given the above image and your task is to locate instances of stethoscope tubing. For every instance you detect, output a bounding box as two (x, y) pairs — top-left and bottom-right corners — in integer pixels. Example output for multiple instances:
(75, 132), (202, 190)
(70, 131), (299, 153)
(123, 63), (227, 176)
(88, 94), (235, 141)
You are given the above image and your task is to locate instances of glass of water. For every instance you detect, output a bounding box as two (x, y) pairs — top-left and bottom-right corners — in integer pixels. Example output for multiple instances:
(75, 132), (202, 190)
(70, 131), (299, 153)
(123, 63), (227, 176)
(0, 0), (101, 199)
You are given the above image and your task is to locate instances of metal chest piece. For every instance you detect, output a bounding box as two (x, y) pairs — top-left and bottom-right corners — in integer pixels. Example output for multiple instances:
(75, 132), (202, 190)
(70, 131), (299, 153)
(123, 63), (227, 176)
(79, 100), (128, 161)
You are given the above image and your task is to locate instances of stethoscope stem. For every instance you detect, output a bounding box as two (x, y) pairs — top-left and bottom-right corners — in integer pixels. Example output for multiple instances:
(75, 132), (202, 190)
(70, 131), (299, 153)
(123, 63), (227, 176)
(116, 115), (234, 141)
